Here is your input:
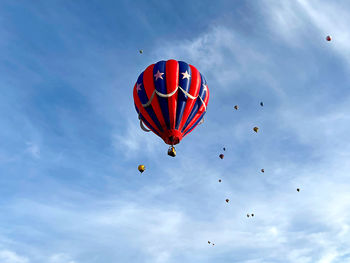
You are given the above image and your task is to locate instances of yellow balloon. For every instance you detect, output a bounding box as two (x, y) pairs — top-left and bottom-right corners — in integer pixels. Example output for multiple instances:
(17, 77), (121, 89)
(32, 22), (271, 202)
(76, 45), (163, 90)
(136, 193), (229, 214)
(138, 165), (145, 173)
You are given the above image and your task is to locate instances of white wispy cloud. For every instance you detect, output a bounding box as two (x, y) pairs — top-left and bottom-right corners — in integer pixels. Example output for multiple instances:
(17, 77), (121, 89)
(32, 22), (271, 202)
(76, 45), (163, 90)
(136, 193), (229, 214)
(4, 147), (350, 262)
(0, 250), (29, 263)
(25, 142), (40, 159)
(263, 0), (312, 48)
(265, 0), (350, 65)
(49, 253), (76, 263)
(297, 0), (350, 59)
(153, 26), (283, 96)
(112, 118), (163, 158)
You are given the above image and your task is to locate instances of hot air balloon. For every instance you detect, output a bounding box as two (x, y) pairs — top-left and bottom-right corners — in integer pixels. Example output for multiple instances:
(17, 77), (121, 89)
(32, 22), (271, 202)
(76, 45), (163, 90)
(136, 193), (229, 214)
(225, 199), (229, 203)
(219, 154), (224, 159)
(297, 188), (300, 192)
(139, 50), (143, 54)
(251, 213), (254, 217)
(253, 127), (259, 133)
(234, 105), (239, 110)
(247, 214), (250, 218)
(133, 60), (209, 156)
(218, 179), (222, 183)
(326, 35), (332, 41)
(260, 102), (264, 107)
(261, 169), (264, 173)
(138, 165), (145, 173)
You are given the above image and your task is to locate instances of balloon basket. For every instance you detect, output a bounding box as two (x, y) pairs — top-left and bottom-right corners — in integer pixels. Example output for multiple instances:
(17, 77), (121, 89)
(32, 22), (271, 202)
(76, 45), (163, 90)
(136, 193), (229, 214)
(167, 146), (176, 157)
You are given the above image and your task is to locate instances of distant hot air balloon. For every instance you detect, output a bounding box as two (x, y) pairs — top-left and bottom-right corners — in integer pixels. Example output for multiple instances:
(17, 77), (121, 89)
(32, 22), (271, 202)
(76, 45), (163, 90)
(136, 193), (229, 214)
(297, 188), (300, 192)
(219, 154), (224, 159)
(253, 127), (259, 133)
(251, 213), (254, 217)
(326, 35), (332, 41)
(139, 50), (143, 54)
(247, 214), (250, 218)
(234, 105), (239, 110)
(261, 169), (264, 173)
(226, 199), (229, 203)
(133, 60), (209, 156)
(138, 165), (145, 173)
(260, 102), (264, 107)
(218, 179), (222, 183)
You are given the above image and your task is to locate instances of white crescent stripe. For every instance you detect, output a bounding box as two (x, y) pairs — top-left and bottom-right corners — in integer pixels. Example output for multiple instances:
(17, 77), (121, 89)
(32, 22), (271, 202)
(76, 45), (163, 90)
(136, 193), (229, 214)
(139, 114), (151, 132)
(155, 88), (178, 98)
(141, 90), (156, 107)
(140, 86), (207, 111)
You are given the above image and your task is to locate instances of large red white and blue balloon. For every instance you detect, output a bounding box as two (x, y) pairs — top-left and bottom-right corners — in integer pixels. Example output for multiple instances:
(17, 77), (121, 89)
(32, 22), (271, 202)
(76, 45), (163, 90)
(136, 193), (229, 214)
(133, 59), (209, 145)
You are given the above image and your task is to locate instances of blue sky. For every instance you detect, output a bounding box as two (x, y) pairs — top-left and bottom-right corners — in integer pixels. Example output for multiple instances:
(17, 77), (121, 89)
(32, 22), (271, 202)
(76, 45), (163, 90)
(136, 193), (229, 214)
(1, 0), (350, 262)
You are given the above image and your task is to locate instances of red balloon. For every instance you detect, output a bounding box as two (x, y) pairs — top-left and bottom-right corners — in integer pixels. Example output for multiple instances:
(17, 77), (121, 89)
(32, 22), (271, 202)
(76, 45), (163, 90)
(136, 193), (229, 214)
(133, 60), (209, 145)
(326, 35), (332, 41)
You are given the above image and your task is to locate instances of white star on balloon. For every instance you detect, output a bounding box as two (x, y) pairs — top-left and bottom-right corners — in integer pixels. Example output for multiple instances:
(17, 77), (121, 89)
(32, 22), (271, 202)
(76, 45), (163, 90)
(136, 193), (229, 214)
(181, 71), (191, 80)
(154, 70), (164, 80)
(136, 83), (142, 92)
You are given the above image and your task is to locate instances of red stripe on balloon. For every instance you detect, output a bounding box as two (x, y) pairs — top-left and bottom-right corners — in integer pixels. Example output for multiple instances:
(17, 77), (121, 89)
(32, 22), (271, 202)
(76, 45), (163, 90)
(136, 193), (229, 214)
(143, 64), (167, 131)
(165, 60), (179, 130)
(183, 84), (209, 135)
(178, 65), (201, 132)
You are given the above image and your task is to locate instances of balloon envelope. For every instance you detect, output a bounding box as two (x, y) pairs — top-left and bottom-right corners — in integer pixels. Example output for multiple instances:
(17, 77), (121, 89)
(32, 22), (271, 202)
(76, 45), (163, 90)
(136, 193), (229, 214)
(133, 60), (209, 145)
(138, 165), (145, 173)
